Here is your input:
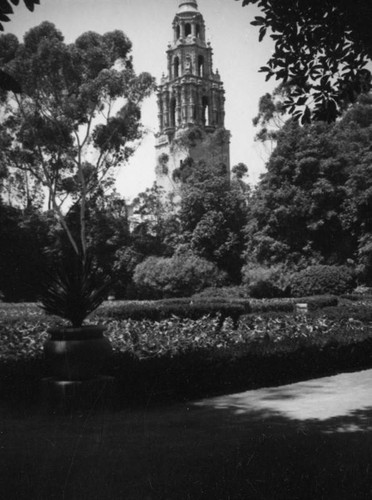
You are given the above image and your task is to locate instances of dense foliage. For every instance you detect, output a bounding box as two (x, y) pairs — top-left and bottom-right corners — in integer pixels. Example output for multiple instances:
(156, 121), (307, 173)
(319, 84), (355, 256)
(238, 0), (372, 122)
(242, 265), (289, 298)
(132, 251), (227, 299)
(130, 183), (179, 258)
(289, 265), (355, 298)
(0, 203), (55, 301)
(175, 157), (248, 282)
(127, 155), (249, 288)
(245, 96), (372, 283)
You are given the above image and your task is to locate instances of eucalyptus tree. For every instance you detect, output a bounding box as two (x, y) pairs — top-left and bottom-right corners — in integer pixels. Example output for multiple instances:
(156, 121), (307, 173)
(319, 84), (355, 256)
(0, 22), (155, 261)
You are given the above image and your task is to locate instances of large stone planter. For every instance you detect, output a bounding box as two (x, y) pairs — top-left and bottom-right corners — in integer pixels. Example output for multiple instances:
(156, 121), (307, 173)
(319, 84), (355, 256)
(44, 325), (112, 381)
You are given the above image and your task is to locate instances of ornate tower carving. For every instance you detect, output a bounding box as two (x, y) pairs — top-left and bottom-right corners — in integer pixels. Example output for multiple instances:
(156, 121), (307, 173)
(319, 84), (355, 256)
(155, 0), (230, 197)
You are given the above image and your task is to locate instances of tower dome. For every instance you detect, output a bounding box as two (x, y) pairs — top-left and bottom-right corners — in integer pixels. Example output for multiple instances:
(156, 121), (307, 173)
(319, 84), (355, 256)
(177, 0), (199, 14)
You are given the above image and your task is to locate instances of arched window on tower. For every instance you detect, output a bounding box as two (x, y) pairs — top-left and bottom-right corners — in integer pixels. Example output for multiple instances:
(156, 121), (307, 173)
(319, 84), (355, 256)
(185, 55), (192, 74)
(176, 24), (181, 39)
(170, 97), (177, 128)
(174, 57), (180, 78)
(198, 56), (204, 77)
(202, 96), (209, 126)
(185, 23), (192, 37)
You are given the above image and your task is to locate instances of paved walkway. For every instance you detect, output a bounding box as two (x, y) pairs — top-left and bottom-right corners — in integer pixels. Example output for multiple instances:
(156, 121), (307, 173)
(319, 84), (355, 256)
(1, 369), (372, 499)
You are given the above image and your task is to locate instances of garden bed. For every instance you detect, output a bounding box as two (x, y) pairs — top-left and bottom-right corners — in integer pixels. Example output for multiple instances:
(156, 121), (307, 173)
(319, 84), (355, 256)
(1, 298), (372, 405)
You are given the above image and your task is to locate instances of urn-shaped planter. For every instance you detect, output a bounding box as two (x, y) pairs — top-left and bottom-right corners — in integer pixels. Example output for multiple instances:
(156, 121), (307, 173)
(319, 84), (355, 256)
(44, 325), (112, 381)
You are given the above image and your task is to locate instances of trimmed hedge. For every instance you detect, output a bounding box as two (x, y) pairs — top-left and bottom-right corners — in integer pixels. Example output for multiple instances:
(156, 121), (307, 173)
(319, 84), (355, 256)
(95, 299), (249, 324)
(0, 296), (338, 328)
(95, 295), (337, 323)
(249, 295), (338, 313)
(341, 293), (372, 302)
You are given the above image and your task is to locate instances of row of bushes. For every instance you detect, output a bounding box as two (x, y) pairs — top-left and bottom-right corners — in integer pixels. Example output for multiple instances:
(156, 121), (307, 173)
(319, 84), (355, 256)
(242, 264), (355, 298)
(131, 258), (356, 300)
(0, 261), (358, 303)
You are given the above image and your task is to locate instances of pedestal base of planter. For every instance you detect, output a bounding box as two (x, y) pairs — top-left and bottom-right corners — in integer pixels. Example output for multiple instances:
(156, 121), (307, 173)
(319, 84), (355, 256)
(41, 376), (115, 413)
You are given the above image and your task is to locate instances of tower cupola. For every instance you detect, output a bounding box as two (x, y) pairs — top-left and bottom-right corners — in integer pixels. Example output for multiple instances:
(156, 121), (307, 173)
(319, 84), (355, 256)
(177, 0), (199, 13)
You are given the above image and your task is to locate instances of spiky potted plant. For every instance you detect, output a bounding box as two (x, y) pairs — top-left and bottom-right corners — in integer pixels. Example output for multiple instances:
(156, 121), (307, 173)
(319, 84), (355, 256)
(41, 252), (113, 381)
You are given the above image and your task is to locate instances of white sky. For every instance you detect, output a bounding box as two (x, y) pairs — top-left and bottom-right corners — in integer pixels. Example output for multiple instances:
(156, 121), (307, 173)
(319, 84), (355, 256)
(4, 0), (276, 199)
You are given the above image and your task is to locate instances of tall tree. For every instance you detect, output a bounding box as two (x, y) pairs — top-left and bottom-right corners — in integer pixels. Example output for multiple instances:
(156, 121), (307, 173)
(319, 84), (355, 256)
(238, 0), (372, 122)
(245, 94), (372, 282)
(0, 22), (155, 262)
(175, 157), (248, 282)
(130, 183), (179, 258)
(252, 84), (288, 157)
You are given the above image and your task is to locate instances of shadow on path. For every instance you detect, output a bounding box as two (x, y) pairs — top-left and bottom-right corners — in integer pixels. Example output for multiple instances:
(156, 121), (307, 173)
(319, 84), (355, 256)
(1, 370), (372, 499)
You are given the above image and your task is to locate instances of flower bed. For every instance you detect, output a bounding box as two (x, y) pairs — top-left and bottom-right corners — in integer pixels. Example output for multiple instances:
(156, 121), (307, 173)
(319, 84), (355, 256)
(1, 300), (372, 404)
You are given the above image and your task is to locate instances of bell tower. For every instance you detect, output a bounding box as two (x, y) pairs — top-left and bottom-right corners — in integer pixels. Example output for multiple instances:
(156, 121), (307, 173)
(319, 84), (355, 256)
(155, 0), (230, 197)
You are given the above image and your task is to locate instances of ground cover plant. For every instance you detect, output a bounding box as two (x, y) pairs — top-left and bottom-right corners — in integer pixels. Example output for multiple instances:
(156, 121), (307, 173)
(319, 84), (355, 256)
(1, 296), (372, 403)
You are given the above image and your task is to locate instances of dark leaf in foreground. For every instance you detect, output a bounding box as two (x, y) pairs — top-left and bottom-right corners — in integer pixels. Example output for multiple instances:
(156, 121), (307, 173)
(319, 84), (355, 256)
(0, 0), (40, 30)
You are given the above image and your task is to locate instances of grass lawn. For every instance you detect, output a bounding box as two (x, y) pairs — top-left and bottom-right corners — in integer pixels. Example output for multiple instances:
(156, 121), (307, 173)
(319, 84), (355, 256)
(1, 369), (372, 499)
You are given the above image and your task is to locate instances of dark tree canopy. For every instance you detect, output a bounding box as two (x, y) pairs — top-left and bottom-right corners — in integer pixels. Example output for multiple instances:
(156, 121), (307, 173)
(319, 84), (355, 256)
(176, 158), (248, 282)
(238, 0), (372, 122)
(245, 95), (372, 282)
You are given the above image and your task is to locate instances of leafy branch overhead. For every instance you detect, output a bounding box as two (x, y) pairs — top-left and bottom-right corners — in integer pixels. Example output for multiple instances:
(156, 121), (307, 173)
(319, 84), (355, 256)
(238, 0), (372, 122)
(0, 0), (40, 31)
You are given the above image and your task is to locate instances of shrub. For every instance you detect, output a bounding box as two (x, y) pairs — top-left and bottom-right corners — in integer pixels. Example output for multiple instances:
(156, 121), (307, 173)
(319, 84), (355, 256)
(242, 265), (290, 298)
(289, 265), (355, 297)
(132, 252), (227, 299)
